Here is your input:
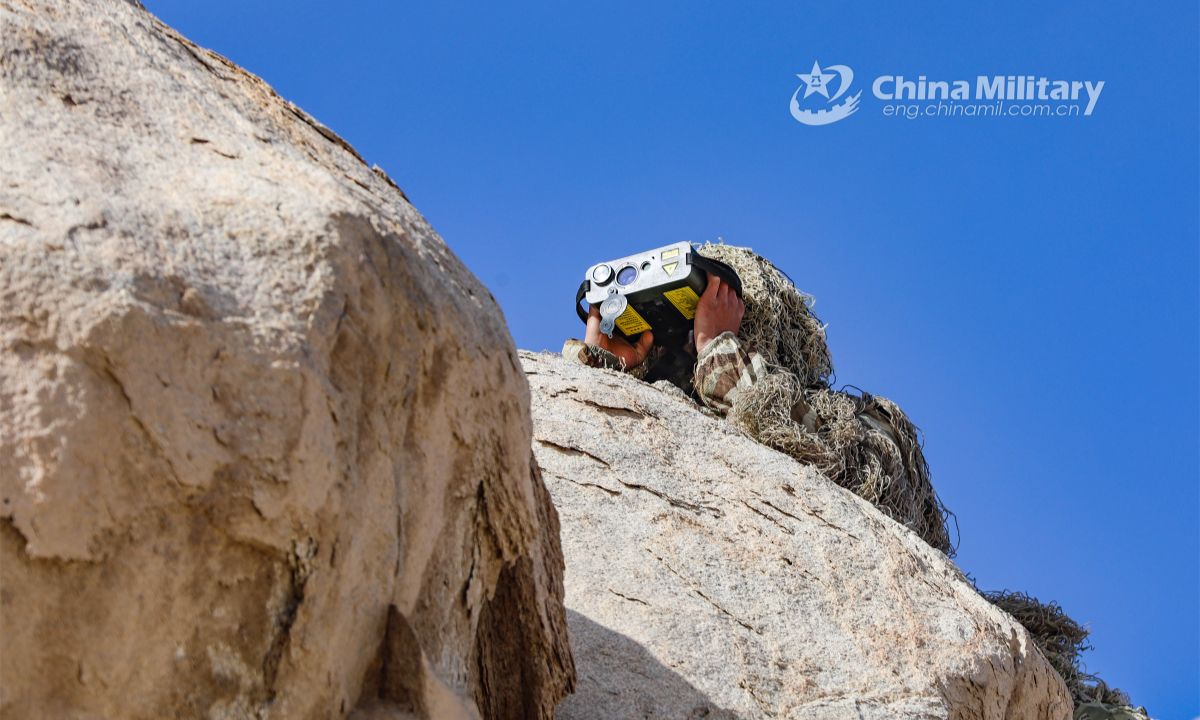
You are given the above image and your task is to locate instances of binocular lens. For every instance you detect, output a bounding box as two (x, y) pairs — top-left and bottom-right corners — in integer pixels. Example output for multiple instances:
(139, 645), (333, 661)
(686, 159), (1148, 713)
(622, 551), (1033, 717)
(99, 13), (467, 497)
(616, 266), (637, 285)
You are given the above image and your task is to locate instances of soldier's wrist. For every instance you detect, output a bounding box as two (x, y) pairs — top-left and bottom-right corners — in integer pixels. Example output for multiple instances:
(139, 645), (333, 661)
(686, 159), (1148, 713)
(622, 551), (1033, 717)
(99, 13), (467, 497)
(695, 331), (740, 363)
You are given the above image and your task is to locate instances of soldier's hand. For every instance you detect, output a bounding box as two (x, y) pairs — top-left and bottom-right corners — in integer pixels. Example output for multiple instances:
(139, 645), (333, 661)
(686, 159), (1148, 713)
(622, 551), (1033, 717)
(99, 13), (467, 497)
(585, 305), (655, 370)
(695, 272), (744, 353)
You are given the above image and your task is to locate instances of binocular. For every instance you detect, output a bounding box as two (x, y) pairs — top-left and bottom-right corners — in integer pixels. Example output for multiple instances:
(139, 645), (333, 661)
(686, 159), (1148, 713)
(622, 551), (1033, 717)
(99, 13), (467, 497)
(575, 241), (742, 351)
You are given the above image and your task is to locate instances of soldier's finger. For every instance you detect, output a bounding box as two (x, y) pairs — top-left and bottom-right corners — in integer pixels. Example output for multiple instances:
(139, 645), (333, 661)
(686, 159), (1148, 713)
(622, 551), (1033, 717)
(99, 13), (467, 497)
(585, 305), (603, 345)
(703, 273), (722, 301)
(634, 331), (655, 363)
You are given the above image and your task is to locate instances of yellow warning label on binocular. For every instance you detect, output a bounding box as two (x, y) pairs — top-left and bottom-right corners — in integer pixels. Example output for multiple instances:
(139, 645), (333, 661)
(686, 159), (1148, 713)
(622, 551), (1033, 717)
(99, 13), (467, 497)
(615, 305), (651, 335)
(663, 286), (700, 320)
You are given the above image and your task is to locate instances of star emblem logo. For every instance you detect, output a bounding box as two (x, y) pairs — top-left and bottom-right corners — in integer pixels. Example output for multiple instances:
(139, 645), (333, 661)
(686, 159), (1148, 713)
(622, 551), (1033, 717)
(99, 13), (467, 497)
(799, 61), (837, 99)
(790, 61), (860, 126)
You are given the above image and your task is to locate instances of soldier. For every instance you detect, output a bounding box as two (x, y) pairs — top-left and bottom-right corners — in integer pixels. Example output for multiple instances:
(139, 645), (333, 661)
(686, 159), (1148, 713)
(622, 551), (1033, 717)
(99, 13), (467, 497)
(563, 243), (952, 556)
(563, 272), (767, 414)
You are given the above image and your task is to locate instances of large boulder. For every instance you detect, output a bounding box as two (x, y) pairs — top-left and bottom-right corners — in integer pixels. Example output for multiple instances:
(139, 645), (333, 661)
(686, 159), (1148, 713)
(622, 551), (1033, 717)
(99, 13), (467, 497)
(523, 350), (1072, 720)
(0, 1), (572, 718)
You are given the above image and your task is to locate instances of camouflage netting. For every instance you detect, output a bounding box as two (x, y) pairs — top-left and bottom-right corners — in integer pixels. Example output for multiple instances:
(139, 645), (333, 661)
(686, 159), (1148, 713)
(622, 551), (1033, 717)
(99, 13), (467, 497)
(695, 243), (833, 388)
(697, 242), (954, 555)
(982, 591), (1150, 719)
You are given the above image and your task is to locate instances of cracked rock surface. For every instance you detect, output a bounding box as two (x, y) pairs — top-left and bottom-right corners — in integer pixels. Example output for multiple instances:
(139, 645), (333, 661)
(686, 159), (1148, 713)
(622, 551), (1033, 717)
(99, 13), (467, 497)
(0, 1), (573, 717)
(523, 350), (1071, 720)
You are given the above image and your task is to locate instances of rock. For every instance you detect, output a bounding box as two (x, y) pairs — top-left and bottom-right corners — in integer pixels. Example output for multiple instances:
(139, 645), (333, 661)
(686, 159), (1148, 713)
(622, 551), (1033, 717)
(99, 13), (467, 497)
(522, 350), (1072, 720)
(0, 1), (572, 718)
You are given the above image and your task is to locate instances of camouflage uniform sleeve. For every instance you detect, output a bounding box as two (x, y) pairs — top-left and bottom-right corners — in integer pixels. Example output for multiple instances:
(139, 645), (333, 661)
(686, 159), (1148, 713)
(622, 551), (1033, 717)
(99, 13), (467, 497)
(562, 338), (664, 380)
(694, 331), (767, 414)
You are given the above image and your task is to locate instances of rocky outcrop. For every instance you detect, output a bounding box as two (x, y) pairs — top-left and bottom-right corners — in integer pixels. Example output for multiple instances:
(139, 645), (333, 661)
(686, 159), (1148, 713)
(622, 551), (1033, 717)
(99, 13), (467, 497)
(523, 351), (1072, 720)
(0, 1), (572, 718)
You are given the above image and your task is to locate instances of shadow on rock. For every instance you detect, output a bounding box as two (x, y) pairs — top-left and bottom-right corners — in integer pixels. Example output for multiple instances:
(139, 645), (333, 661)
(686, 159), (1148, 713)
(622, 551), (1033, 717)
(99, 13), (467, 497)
(556, 610), (737, 720)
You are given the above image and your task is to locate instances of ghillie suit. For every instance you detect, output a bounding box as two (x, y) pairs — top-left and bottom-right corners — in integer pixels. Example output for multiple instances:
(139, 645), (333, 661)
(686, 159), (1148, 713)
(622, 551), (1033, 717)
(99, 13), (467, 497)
(982, 591), (1151, 719)
(695, 243), (955, 555)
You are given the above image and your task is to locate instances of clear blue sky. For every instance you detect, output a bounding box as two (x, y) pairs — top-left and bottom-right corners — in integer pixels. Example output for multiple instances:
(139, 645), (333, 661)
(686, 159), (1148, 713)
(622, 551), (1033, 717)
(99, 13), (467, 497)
(145, 1), (1198, 716)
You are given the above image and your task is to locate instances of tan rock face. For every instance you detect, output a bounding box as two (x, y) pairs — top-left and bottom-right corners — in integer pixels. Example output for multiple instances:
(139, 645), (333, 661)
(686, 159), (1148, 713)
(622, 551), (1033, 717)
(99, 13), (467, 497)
(522, 351), (1072, 720)
(0, 1), (572, 717)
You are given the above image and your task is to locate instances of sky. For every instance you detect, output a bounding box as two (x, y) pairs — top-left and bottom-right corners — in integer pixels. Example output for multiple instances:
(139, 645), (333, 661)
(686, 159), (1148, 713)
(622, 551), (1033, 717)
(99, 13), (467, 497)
(144, 1), (1199, 716)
